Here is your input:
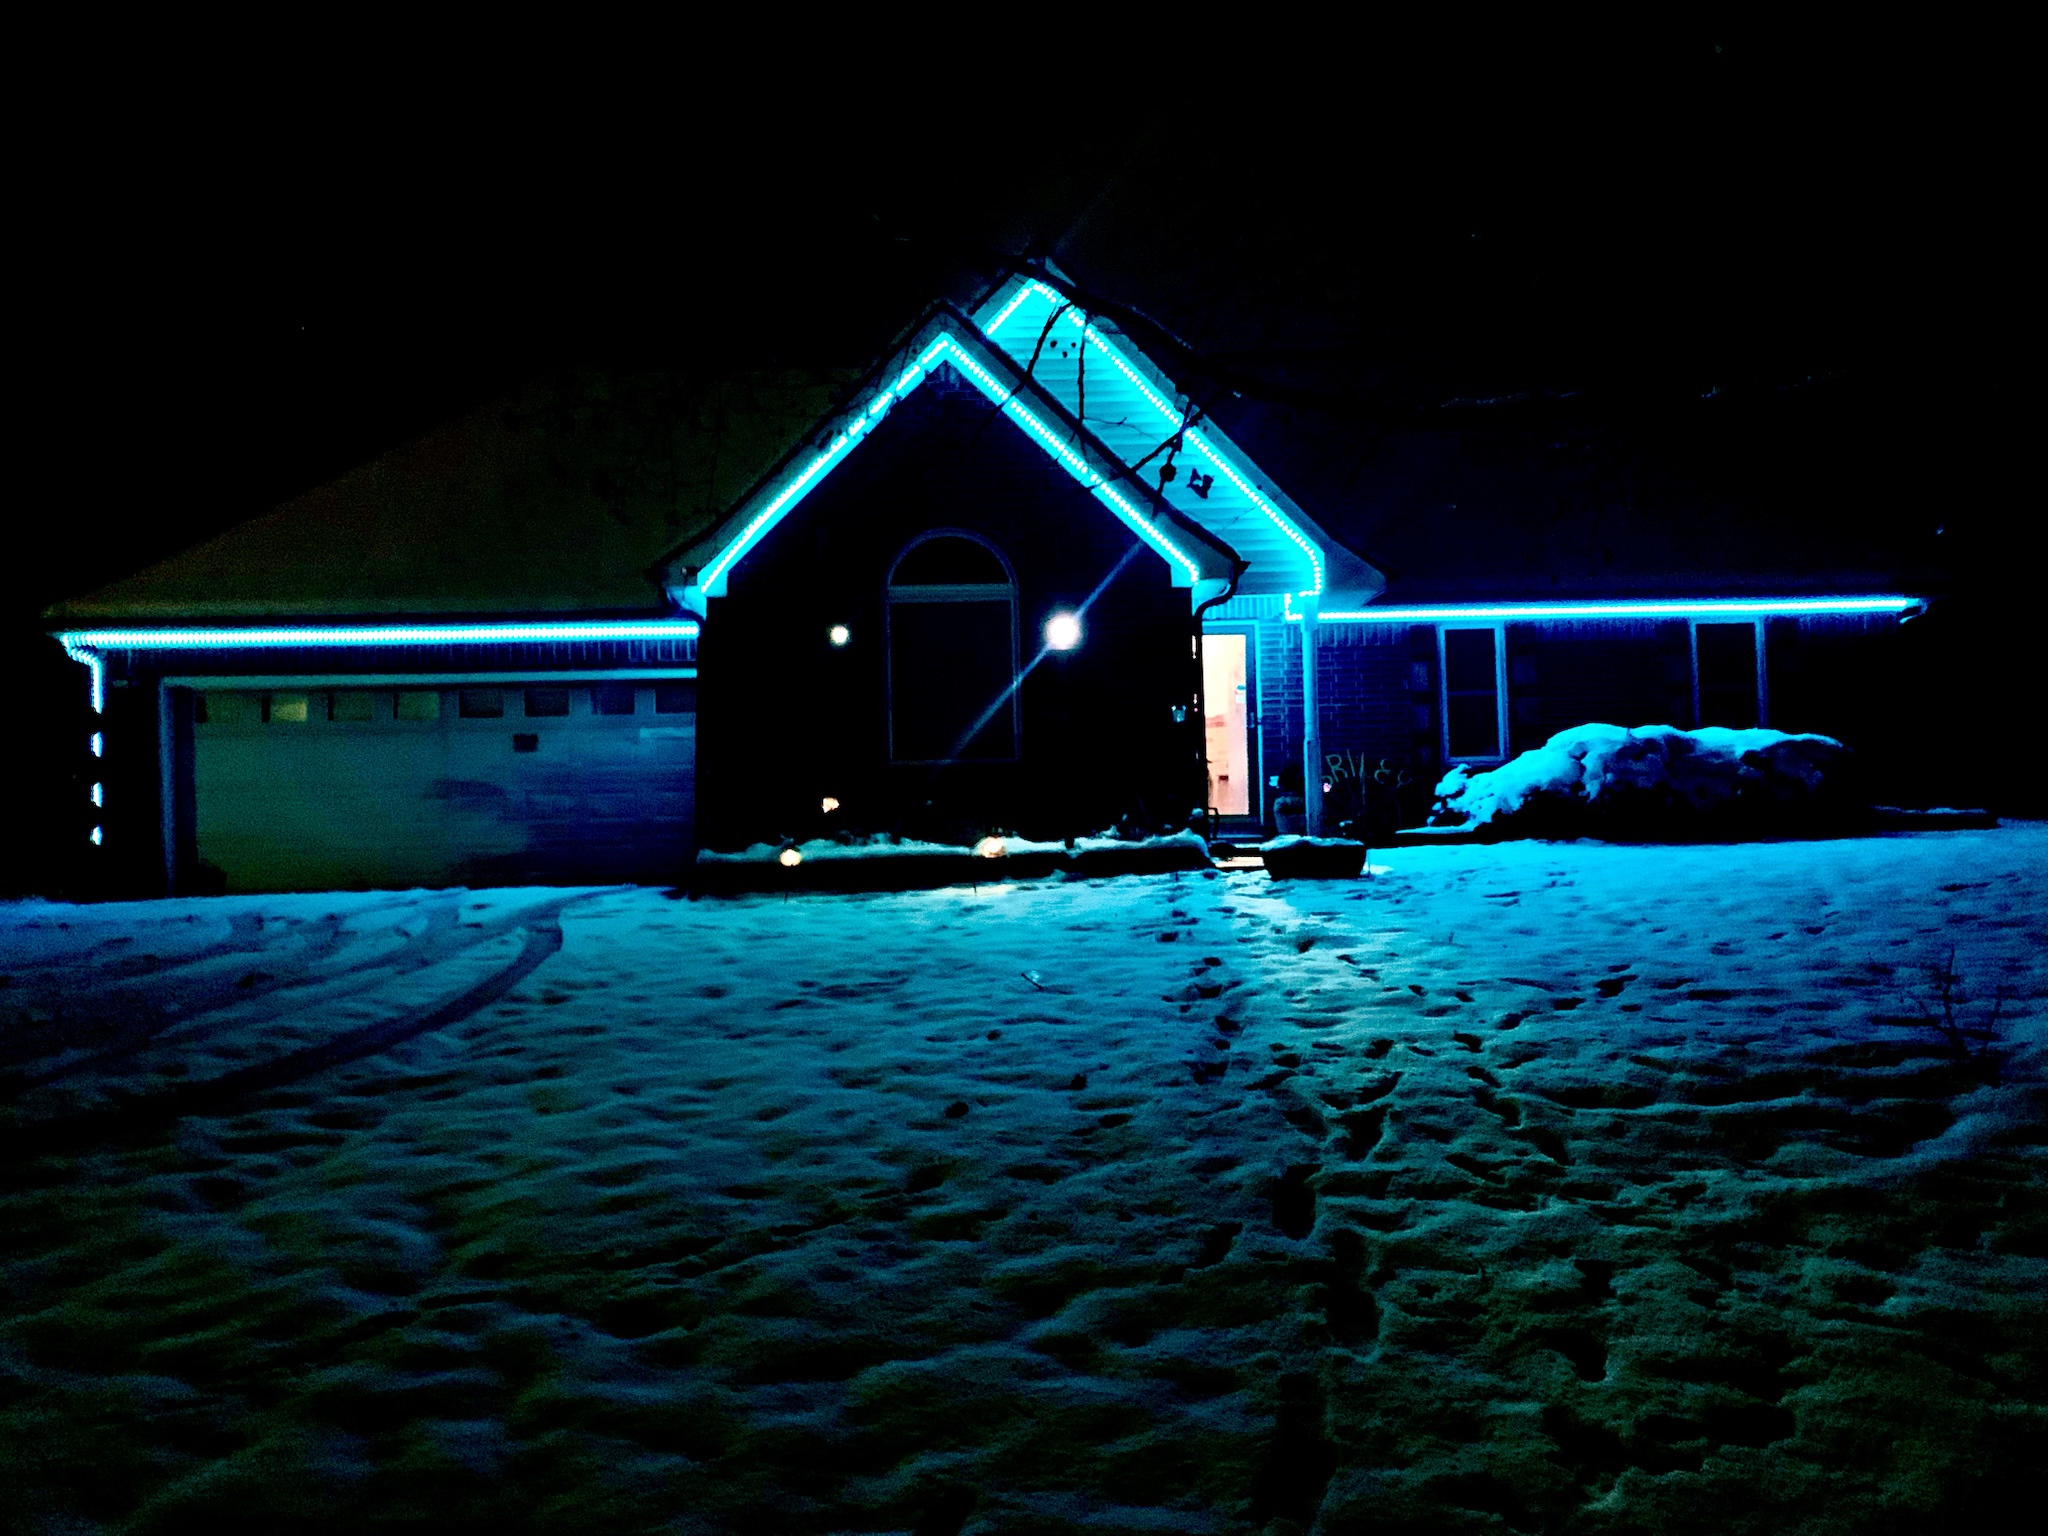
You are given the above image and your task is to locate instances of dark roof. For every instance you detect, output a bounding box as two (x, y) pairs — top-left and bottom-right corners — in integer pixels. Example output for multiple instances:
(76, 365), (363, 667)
(48, 369), (853, 622)
(1204, 388), (1946, 603)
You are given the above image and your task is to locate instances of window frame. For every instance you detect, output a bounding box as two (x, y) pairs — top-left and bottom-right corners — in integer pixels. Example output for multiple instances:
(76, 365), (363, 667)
(1438, 622), (1509, 764)
(1688, 618), (1768, 729)
(884, 529), (1022, 766)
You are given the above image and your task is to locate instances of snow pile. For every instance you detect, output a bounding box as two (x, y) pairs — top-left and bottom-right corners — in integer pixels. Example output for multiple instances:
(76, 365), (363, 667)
(695, 830), (1211, 891)
(1432, 723), (1853, 837)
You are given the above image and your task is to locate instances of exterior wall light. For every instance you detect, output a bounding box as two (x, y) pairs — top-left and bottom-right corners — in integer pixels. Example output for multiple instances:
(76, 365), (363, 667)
(973, 836), (1007, 858)
(778, 847), (803, 867)
(1044, 613), (1082, 651)
(821, 797), (840, 813)
(828, 624), (851, 647)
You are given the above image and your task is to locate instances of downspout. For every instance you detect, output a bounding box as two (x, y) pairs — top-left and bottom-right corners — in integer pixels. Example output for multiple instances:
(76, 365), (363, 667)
(1190, 561), (1245, 842)
(1299, 593), (1324, 836)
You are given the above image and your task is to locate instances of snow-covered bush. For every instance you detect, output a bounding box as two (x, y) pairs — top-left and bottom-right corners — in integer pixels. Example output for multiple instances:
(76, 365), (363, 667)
(1431, 723), (1853, 838)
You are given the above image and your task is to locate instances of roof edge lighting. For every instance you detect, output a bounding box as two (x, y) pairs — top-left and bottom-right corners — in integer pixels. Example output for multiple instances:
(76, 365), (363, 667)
(982, 279), (1326, 597)
(1280, 596), (1921, 623)
(54, 620), (703, 650)
(694, 323), (1206, 597)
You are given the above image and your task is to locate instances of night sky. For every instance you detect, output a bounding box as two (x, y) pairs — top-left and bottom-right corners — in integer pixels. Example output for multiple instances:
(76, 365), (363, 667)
(6, 31), (2029, 890)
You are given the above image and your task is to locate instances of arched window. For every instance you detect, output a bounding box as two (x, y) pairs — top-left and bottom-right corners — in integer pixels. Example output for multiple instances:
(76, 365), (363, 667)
(886, 532), (1019, 763)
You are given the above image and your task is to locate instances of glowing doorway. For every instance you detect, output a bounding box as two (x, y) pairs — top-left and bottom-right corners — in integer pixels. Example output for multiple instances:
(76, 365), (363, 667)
(1202, 632), (1252, 816)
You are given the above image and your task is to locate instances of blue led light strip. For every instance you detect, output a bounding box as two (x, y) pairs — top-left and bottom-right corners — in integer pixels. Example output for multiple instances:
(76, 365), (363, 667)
(933, 339), (1201, 584)
(698, 326), (1203, 594)
(984, 281), (1325, 597)
(1280, 596), (1920, 623)
(59, 639), (105, 713)
(58, 621), (702, 651)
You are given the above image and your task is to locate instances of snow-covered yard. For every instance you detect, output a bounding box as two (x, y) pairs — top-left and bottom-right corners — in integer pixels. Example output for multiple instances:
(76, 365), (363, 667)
(4, 828), (2044, 1534)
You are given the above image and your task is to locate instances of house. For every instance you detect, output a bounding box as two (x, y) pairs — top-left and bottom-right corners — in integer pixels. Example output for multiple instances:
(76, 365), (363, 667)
(49, 275), (1921, 894)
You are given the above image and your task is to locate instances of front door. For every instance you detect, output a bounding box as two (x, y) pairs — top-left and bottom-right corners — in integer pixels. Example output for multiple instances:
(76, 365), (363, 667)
(1201, 631), (1255, 821)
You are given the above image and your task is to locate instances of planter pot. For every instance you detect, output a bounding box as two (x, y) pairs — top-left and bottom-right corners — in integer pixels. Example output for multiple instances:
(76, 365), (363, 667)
(1263, 837), (1369, 880)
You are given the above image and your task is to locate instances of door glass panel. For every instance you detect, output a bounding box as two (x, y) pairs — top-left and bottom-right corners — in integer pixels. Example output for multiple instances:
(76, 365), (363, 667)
(1201, 633), (1251, 815)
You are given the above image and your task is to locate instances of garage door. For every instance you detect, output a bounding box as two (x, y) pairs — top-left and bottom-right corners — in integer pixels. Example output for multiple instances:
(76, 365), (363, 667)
(189, 679), (695, 891)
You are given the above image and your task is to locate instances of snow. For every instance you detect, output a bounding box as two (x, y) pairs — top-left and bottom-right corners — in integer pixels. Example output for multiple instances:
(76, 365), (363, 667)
(695, 830), (1212, 891)
(701, 830), (1212, 864)
(4, 826), (2044, 1531)
(1432, 723), (1853, 837)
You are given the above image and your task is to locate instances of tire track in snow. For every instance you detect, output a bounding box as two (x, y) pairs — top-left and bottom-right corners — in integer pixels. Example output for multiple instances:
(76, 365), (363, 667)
(0, 892), (612, 1157)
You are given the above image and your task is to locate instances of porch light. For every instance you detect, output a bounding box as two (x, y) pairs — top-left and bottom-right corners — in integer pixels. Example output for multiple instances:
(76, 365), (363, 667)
(1044, 612), (1082, 651)
(778, 847), (803, 867)
(821, 797), (840, 813)
(974, 836), (1007, 858)
(828, 624), (850, 647)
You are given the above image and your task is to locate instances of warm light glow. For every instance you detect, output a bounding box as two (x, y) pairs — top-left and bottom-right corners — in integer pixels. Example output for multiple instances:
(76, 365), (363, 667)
(828, 625), (850, 648)
(821, 797), (840, 813)
(778, 847), (803, 867)
(973, 836), (1007, 858)
(1044, 613), (1083, 651)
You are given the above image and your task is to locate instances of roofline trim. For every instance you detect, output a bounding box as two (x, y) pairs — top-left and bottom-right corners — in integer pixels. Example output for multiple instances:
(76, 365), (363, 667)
(977, 278), (1331, 598)
(1283, 595), (1924, 623)
(674, 312), (1234, 610)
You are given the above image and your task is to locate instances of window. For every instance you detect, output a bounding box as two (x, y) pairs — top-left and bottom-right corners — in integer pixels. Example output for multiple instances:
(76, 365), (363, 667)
(329, 690), (376, 722)
(886, 533), (1018, 763)
(1694, 622), (1762, 728)
(395, 690), (441, 721)
(267, 692), (309, 724)
(1441, 626), (1505, 760)
(458, 688), (504, 719)
(524, 687), (570, 717)
(655, 682), (696, 714)
(198, 692), (261, 726)
(593, 684), (637, 716)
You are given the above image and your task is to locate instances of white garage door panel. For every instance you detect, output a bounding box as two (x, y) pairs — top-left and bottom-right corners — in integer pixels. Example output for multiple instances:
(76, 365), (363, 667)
(192, 686), (695, 891)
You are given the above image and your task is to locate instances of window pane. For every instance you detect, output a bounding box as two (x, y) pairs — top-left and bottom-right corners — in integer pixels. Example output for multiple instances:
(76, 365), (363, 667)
(459, 688), (504, 718)
(1447, 693), (1500, 759)
(202, 692), (260, 726)
(269, 693), (309, 724)
(890, 600), (1015, 761)
(329, 690), (375, 722)
(524, 687), (570, 717)
(1696, 624), (1758, 728)
(1443, 628), (1497, 692)
(654, 682), (696, 714)
(892, 536), (1007, 585)
(395, 691), (441, 721)
(593, 684), (636, 716)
